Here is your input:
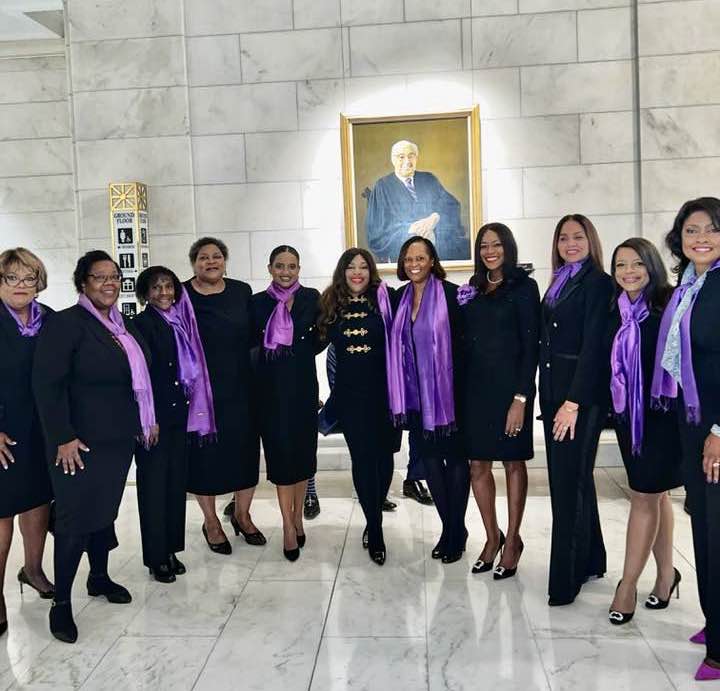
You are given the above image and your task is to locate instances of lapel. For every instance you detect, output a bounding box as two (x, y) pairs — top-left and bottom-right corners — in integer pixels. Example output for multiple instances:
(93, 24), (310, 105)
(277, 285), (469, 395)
(75, 305), (132, 374)
(0, 302), (23, 358)
(548, 260), (595, 312)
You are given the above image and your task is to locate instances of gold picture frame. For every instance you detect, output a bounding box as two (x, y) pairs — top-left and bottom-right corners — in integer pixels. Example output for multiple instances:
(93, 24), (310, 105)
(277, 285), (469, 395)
(340, 106), (482, 272)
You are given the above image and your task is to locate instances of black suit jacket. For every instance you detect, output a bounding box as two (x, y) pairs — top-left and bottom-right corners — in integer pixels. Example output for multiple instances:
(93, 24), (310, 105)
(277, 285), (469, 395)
(539, 262), (613, 407)
(33, 305), (151, 449)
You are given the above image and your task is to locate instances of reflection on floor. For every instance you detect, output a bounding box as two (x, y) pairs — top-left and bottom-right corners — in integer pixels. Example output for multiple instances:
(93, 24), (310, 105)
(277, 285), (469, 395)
(0, 468), (704, 690)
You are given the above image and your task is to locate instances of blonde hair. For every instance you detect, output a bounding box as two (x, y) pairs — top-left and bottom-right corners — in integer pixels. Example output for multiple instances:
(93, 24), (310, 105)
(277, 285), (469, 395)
(0, 247), (47, 292)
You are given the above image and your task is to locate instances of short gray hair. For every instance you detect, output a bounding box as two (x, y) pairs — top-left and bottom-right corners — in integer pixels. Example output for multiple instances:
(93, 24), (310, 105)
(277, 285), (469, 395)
(390, 140), (419, 158)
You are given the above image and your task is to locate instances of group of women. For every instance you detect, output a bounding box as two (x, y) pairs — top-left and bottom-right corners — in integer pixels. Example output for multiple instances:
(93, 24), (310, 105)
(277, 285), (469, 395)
(0, 197), (719, 681)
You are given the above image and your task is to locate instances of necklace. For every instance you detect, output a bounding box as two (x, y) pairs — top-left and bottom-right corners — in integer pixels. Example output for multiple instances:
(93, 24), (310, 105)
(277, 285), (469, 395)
(487, 271), (503, 285)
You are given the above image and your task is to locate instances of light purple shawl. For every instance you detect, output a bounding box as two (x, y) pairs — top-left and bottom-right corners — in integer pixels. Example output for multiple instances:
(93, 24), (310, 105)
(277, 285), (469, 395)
(5, 299), (43, 336)
(544, 259), (586, 305)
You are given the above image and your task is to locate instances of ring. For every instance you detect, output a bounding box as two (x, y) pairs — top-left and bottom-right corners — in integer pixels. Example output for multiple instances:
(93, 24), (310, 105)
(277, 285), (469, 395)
(713, 462), (720, 468)
(515, 427), (522, 432)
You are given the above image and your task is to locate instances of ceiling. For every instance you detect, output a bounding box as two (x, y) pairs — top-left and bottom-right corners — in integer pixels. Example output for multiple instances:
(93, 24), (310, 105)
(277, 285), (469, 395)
(0, 0), (64, 41)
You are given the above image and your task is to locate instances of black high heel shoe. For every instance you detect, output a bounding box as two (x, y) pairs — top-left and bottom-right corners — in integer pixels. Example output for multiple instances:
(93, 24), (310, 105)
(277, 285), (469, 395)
(296, 530), (306, 549)
(608, 581), (636, 625)
(18, 567), (54, 599)
(87, 574), (132, 604)
(230, 515), (267, 546)
(362, 527), (369, 550)
(202, 524), (232, 555)
(645, 568), (681, 609)
(283, 546), (300, 562)
(49, 600), (78, 644)
(472, 530), (505, 574)
(493, 539), (524, 580)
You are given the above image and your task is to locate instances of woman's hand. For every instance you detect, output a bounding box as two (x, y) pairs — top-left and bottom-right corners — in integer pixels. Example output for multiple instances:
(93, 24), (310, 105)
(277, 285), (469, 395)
(553, 401), (579, 442)
(55, 439), (89, 476)
(0, 432), (16, 469)
(147, 424), (160, 447)
(702, 433), (720, 484)
(505, 400), (526, 437)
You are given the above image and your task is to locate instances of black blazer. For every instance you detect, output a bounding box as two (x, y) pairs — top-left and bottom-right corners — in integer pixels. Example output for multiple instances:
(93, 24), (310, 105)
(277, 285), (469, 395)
(133, 307), (189, 430)
(539, 262), (613, 407)
(33, 305), (151, 449)
(690, 269), (720, 428)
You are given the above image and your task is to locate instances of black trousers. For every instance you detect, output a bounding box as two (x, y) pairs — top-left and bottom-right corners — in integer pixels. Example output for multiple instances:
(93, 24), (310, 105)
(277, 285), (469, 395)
(680, 422), (720, 661)
(541, 401), (607, 602)
(135, 426), (188, 568)
(350, 450), (394, 550)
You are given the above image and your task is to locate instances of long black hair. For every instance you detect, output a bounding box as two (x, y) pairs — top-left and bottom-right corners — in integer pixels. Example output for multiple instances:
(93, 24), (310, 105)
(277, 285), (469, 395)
(610, 237), (672, 313)
(470, 222), (528, 292)
(664, 197), (720, 280)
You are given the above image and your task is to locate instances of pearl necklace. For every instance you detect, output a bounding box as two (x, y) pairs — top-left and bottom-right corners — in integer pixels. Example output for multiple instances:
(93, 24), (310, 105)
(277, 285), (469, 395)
(487, 271), (503, 285)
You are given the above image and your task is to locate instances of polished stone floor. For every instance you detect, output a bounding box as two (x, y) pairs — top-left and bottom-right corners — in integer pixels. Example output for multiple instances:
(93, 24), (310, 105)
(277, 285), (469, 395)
(0, 468), (706, 690)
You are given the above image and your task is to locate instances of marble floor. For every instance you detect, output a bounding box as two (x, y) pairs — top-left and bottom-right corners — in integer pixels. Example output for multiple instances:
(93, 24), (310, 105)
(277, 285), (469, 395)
(0, 468), (706, 690)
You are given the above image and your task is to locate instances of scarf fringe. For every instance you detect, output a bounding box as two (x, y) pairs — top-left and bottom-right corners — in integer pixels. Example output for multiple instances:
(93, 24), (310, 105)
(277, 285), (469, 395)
(264, 344), (294, 360)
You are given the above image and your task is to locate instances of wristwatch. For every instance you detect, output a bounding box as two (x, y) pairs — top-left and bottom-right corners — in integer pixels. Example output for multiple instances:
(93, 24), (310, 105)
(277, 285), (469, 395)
(513, 394), (527, 404)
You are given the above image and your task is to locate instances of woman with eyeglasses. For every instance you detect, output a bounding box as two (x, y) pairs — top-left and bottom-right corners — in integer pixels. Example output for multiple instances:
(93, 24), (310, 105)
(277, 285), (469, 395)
(0, 248), (54, 636)
(33, 250), (155, 644)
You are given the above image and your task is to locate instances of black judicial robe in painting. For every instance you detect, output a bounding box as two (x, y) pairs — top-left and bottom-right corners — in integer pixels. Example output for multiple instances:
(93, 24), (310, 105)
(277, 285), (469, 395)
(32, 305), (148, 536)
(252, 287), (322, 486)
(538, 261), (613, 603)
(459, 269), (540, 461)
(0, 302), (53, 518)
(184, 278), (259, 494)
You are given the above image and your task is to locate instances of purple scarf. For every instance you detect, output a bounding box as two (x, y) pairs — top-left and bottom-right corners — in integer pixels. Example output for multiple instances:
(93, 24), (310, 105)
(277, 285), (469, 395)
(263, 281), (301, 356)
(4, 299), (43, 336)
(387, 274), (455, 434)
(78, 294), (156, 443)
(610, 291), (649, 455)
(651, 259), (720, 424)
(544, 259), (586, 305)
(153, 288), (216, 441)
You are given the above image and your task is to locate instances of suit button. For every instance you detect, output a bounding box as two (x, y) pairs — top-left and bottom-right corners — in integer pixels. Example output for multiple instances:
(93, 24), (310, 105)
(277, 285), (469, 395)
(168, 361), (173, 366)
(545, 363), (550, 368)
(172, 403), (177, 407)
(553, 322), (558, 328)
(174, 381), (179, 386)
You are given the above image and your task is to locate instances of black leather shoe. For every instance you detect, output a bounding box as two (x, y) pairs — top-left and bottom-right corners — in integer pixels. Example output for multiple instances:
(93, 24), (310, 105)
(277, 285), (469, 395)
(431, 537), (446, 559)
(403, 480), (434, 505)
(283, 547), (300, 562)
(304, 494), (321, 520)
(148, 564), (176, 583)
(230, 515), (267, 546)
(49, 600), (77, 644)
(442, 551), (463, 565)
(362, 527), (369, 550)
(87, 575), (132, 604)
(168, 553), (186, 576)
(370, 548), (386, 566)
(202, 525), (232, 555)
(223, 499), (235, 516)
(382, 498), (397, 512)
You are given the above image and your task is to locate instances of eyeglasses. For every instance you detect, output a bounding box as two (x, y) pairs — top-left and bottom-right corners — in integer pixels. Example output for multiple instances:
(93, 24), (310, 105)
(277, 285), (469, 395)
(2, 274), (39, 288)
(87, 273), (122, 285)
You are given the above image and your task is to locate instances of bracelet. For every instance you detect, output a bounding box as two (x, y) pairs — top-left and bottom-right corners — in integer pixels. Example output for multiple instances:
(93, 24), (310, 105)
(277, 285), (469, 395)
(563, 405), (579, 414)
(711, 424), (720, 439)
(513, 394), (527, 404)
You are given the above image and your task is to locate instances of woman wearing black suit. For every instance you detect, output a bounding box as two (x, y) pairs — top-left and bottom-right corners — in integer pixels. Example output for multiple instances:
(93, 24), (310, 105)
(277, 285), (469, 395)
(252, 246), (322, 562)
(33, 250), (155, 644)
(539, 214), (613, 606)
(459, 224), (540, 579)
(390, 237), (468, 564)
(652, 198), (720, 680)
(0, 248), (54, 634)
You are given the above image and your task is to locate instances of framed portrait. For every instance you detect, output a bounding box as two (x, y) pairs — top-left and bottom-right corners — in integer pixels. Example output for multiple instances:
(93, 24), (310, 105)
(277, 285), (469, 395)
(340, 106), (482, 272)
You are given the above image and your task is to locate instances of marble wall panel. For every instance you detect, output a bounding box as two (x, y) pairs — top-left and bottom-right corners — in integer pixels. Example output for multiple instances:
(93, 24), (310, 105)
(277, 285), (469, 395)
(406, 0), (471, 20)
(241, 28), (343, 82)
(0, 101), (69, 140)
(642, 158), (720, 212)
(67, 0), (182, 41)
(186, 36), (242, 87)
(344, 75), (409, 114)
(149, 233), (197, 279)
(0, 211), (76, 249)
(471, 12), (576, 68)
(520, 0), (628, 10)
(298, 80), (345, 130)
(462, 18), (472, 69)
(340, 0), (403, 25)
(302, 180), (344, 231)
(73, 87), (189, 140)
(641, 211), (676, 257)
(75, 136), (192, 190)
(195, 183), (302, 233)
(0, 175), (73, 213)
(641, 106), (720, 160)
(0, 70), (66, 104)
(189, 83), (298, 135)
(483, 168), (524, 219)
(523, 162), (636, 216)
(349, 20), (462, 76)
(580, 111), (635, 164)
(184, 0), (292, 36)
(37, 248), (81, 286)
(578, 7), (632, 62)
(522, 61), (633, 115)
(42, 282), (78, 311)
(473, 68), (521, 119)
(0, 139), (72, 177)
(192, 135), (247, 185)
(213, 231), (252, 279)
(249, 229), (343, 279)
(639, 53), (720, 108)
(294, 0), (341, 29)
(481, 115), (579, 168)
(404, 72), (473, 112)
(639, 0), (720, 57)
(0, 56), (66, 72)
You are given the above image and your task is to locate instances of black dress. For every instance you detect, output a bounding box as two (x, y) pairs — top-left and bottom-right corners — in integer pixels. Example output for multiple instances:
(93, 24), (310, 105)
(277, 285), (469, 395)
(609, 307), (682, 494)
(133, 306), (190, 568)
(184, 279), (259, 495)
(252, 287), (322, 486)
(0, 302), (53, 518)
(459, 270), (540, 461)
(32, 305), (148, 536)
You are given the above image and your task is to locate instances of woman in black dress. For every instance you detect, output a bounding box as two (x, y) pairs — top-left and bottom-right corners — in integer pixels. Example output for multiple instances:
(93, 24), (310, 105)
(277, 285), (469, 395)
(539, 214), (613, 606)
(0, 248), (54, 634)
(459, 224), (540, 579)
(607, 238), (681, 625)
(252, 246), (321, 562)
(34, 250), (155, 644)
(184, 237), (263, 555)
(651, 198), (720, 680)
(388, 237), (468, 564)
(318, 248), (399, 565)
(134, 266), (216, 581)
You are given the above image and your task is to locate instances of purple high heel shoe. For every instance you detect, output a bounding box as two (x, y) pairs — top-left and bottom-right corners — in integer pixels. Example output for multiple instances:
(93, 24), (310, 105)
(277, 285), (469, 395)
(695, 662), (720, 681)
(691, 629), (707, 645)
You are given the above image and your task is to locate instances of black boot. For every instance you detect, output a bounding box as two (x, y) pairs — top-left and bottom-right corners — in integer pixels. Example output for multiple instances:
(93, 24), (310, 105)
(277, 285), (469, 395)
(87, 574), (132, 604)
(49, 600), (78, 644)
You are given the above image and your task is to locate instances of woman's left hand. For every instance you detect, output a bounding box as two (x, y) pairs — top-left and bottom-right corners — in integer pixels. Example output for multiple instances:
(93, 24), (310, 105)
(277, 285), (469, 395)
(702, 433), (720, 484)
(140, 425), (160, 447)
(505, 400), (526, 437)
(553, 402), (579, 442)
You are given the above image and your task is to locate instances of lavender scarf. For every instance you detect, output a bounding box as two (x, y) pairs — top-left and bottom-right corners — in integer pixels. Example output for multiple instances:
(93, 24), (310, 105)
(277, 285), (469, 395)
(5, 299), (43, 336)
(387, 274), (455, 434)
(651, 259), (720, 424)
(78, 294), (156, 442)
(263, 281), (301, 356)
(610, 291), (649, 455)
(153, 288), (216, 441)
(544, 259), (586, 305)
